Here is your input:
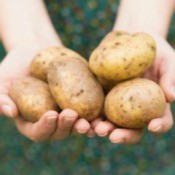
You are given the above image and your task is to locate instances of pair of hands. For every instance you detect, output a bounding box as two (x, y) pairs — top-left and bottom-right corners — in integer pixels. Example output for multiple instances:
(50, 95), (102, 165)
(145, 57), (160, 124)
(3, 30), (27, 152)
(0, 33), (174, 144)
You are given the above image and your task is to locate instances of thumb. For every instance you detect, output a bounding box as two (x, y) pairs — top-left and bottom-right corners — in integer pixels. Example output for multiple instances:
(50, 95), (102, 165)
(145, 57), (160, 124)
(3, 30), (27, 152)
(159, 66), (175, 103)
(0, 94), (18, 118)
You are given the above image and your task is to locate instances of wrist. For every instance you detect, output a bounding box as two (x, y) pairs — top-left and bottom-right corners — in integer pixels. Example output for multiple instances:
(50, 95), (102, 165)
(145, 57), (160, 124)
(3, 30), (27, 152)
(5, 35), (64, 52)
(0, 0), (64, 52)
(113, 0), (175, 39)
(113, 21), (168, 39)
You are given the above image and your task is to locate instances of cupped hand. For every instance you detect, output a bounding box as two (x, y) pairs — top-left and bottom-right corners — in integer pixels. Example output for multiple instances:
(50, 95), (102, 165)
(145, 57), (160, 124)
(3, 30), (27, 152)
(16, 108), (91, 142)
(93, 34), (175, 144)
(0, 47), (92, 141)
(143, 34), (175, 134)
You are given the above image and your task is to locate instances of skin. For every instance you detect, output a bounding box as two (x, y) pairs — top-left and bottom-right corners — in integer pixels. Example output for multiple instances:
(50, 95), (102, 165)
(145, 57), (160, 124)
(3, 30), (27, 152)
(0, 1), (93, 141)
(93, 0), (175, 144)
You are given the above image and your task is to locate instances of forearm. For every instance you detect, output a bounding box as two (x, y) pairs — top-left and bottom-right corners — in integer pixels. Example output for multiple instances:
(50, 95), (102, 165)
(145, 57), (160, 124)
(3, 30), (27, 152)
(0, 0), (62, 52)
(113, 0), (175, 38)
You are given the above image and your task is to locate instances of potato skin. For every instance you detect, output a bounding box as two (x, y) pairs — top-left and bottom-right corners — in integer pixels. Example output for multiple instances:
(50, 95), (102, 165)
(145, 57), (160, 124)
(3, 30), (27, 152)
(99, 31), (129, 47)
(10, 77), (59, 122)
(97, 77), (117, 94)
(30, 47), (87, 82)
(105, 78), (166, 129)
(89, 32), (156, 82)
(47, 57), (104, 121)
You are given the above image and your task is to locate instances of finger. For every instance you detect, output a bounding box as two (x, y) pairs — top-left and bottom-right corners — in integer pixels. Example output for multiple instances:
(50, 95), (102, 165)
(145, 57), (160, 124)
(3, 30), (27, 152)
(71, 128), (95, 137)
(95, 121), (116, 137)
(91, 117), (103, 129)
(87, 128), (96, 138)
(159, 57), (175, 103)
(148, 104), (173, 134)
(0, 94), (18, 118)
(159, 72), (175, 103)
(109, 128), (144, 144)
(73, 117), (102, 137)
(51, 109), (78, 140)
(15, 110), (58, 142)
(73, 118), (90, 134)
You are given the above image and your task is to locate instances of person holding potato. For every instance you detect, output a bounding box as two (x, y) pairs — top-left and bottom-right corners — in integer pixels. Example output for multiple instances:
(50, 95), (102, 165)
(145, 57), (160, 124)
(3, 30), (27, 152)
(0, 0), (174, 144)
(0, 0), (93, 142)
(93, 0), (175, 143)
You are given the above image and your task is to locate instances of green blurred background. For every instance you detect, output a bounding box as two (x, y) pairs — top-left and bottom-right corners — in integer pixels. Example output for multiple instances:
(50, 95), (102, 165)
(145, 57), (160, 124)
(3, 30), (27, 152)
(0, 0), (175, 175)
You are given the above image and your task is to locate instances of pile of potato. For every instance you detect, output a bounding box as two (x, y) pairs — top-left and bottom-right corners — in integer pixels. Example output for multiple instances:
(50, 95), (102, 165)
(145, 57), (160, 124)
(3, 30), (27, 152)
(89, 31), (166, 128)
(10, 32), (166, 129)
(10, 47), (104, 122)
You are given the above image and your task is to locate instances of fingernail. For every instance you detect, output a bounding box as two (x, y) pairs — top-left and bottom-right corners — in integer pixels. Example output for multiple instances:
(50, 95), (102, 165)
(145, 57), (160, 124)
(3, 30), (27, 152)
(88, 133), (95, 138)
(46, 115), (57, 126)
(112, 138), (124, 144)
(152, 125), (162, 132)
(64, 116), (76, 127)
(98, 132), (107, 137)
(1, 105), (13, 117)
(77, 129), (87, 134)
(171, 86), (175, 100)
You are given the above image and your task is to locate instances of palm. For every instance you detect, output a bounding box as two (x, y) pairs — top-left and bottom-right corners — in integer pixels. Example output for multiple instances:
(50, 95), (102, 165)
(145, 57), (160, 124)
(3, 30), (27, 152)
(0, 47), (41, 116)
(144, 35), (175, 102)
(0, 47), (40, 81)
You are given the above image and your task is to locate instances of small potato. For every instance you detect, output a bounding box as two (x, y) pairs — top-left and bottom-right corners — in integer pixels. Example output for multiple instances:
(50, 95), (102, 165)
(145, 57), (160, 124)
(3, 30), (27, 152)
(48, 57), (104, 121)
(30, 47), (87, 82)
(97, 77), (117, 94)
(89, 32), (156, 82)
(10, 77), (59, 122)
(105, 78), (166, 129)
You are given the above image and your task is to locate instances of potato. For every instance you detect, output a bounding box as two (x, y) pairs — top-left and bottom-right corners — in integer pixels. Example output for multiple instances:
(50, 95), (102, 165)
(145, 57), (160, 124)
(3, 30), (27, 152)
(97, 77), (117, 94)
(99, 31), (129, 46)
(10, 77), (59, 122)
(30, 47), (87, 82)
(89, 32), (156, 82)
(47, 57), (104, 121)
(105, 78), (166, 129)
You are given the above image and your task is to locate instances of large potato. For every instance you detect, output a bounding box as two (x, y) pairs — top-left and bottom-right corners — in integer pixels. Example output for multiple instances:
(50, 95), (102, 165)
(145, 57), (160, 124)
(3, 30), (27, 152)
(30, 47), (87, 82)
(105, 78), (166, 129)
(47, 57), (104, 121)
(99, 31), (129, 47)
(10, 77), (59, 122)
(89, 32), (156, 82)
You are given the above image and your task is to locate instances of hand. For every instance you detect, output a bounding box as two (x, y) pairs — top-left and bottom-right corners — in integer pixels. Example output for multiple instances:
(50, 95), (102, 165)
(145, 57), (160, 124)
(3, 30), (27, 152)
(93, 34), (175, 144)
(0, 47), (93, 141)
(16, 108), (92, 142)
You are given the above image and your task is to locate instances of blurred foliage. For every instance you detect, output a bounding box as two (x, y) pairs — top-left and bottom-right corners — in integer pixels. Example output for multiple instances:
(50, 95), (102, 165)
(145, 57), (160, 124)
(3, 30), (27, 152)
(0, 0), (175, 175)
(45, 0), (119, 58)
